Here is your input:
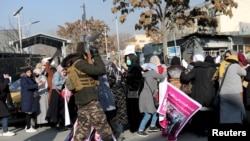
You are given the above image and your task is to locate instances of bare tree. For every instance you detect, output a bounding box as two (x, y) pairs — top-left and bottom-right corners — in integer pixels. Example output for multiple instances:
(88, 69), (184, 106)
(57, 18), (117, 57)
(0, 19), (19, 52)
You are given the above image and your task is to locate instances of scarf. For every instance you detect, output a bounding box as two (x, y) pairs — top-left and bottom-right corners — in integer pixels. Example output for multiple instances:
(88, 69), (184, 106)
(217, 54), (239, 78)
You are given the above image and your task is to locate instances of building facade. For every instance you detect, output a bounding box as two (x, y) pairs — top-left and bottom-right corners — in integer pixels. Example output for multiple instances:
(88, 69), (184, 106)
(125, 34), (152, 51)
(166, 0), (250, 63)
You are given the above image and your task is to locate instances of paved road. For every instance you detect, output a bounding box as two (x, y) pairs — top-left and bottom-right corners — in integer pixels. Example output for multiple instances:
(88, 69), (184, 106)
(122, 130), (207, 141)
(0, 125), (207, 141)
(1, 111), (250, 141)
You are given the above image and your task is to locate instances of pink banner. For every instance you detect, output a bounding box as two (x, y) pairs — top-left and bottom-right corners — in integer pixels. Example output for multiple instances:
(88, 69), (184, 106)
(157, 82), (202, 137)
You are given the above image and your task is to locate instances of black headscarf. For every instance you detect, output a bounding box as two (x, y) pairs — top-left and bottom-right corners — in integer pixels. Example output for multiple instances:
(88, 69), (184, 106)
(204, 55), (215, 64)
(124, 53), (139, 67)
(171, 56), (181, 65)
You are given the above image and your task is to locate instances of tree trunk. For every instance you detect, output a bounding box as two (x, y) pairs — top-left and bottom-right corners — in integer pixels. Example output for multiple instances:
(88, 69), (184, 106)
(162, 24), (168, 64)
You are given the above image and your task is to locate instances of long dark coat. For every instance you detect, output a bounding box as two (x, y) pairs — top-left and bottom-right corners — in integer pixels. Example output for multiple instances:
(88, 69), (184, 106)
(106, 61), (128, 126)
(20, 75), (39, 113)
(180, 61), (217, 107)
(124, 53), (144, 133)
(0, 77), (11, 117)
(180, 61), (218, 135)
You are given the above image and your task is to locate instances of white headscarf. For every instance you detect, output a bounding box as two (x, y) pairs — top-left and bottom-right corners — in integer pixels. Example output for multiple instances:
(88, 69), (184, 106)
(33, 68), (42, 75)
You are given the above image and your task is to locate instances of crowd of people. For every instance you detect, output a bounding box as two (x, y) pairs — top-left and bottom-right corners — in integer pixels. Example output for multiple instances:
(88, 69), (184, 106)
(0, 45), (250, 141)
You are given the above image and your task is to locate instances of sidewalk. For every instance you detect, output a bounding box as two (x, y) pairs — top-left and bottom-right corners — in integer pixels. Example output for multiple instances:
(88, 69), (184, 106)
(0, 126), (70, 141)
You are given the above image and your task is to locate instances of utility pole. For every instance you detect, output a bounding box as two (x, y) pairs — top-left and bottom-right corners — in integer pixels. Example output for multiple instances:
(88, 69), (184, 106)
(104, 26), (108, 60)
(13, 6), (23, 53)
(115, 16), (121, 68)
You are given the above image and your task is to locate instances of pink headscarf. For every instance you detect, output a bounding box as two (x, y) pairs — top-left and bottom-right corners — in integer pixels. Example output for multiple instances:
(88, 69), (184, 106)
(238, 52), (248, 66)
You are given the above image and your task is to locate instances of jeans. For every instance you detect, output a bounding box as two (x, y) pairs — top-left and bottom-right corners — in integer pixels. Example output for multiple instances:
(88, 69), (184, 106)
(138, 112), (158, 131)
(1, 117), (8, 132)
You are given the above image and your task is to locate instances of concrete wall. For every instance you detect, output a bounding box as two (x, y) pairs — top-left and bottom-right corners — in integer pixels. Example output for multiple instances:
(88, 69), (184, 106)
(217, 0), (250, 34)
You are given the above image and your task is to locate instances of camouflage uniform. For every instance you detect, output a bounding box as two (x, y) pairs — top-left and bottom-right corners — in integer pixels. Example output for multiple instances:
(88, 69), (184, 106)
(61, 52), (113, 141)
(75, 100), (113, 141)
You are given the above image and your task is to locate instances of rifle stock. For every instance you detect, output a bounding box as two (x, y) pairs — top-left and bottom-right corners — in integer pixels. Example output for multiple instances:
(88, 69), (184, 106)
(47, 50), (60, 64)
(83, 32), (101, 54)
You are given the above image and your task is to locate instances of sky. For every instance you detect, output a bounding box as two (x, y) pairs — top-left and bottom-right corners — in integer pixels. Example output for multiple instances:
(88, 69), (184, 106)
(1, 0), (205, 37)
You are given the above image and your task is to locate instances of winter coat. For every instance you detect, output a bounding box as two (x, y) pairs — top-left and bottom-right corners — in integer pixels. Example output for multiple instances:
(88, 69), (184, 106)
(180, 61), (217, 107)
(167, 65), (186, 89)
(220, 63), (246, 95)
(52, 71), (66, 91)
(126, 64), (144, 92)
(0, 77), (11, 117)
(139, 70), (166, 114)
(20, 75), (39, 113)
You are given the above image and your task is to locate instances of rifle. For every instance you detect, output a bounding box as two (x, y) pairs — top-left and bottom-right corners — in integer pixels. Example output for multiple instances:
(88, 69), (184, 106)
(83, 32), (101, 54)
(48, 49), (61, 64)
(81, 3), (101, 64)
(83, 32), (101, 64)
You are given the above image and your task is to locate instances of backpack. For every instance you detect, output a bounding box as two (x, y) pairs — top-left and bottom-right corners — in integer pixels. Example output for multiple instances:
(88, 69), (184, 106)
(66, 59), (97, 91)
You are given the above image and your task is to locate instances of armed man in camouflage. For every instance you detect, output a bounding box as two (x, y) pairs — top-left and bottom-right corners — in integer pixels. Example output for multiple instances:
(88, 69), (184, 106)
(61, 42), (113, 141)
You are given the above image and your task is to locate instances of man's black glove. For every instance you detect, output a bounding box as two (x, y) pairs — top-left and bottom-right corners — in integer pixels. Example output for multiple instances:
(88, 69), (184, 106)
(89, 46), (99, 57)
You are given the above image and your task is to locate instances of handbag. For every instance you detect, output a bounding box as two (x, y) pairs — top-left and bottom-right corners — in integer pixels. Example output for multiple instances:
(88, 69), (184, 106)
(127, 90), (139, 98)
(145, 80), (159, 107)
(212, 64), (231, 110)
(153, 89), (159, 107)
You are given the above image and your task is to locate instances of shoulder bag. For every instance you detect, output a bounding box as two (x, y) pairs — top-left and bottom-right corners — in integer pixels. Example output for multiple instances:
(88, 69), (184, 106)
(145, 80), (159, 107)
(212, 64), (231, 110)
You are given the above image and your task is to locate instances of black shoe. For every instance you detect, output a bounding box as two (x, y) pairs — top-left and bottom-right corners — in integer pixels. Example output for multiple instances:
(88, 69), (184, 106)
(148, 126), (160, 132)
(136, 131), (149, 137)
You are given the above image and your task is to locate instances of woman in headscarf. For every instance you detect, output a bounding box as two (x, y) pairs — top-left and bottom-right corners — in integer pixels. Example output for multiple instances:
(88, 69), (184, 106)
(105, 59), (129, 139)
(150, 55), (166, 74)
(20, 67), (41, 133)
(180, 51), (218, 137)
(33, 68), (49, 127)
(97, 57), (116, 132)
(0, 70), (16, 136)
(167, 56), (186, 89)
(136, 63), (166, 137)
(123, 53), (144, 133)
(219, 54), (246, 125)
(46, 65), (68, 130)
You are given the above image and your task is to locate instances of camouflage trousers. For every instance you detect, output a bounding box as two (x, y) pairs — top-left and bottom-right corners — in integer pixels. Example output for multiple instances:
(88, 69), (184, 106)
(74, 100), (113, 141)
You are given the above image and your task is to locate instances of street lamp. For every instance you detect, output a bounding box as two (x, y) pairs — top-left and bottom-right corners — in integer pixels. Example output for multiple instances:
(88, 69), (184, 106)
(21, 20), (40, 37)
(115, 16), (121, 68)
(13, 7), (39, 53)
(104, 26), (108, 60)
(21, 21), (40, 27)
(13, 6), (23, 53)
